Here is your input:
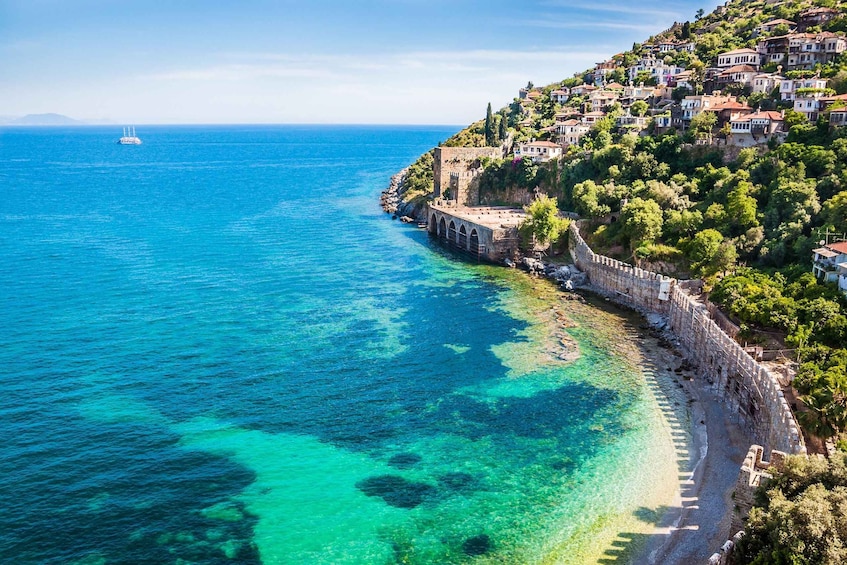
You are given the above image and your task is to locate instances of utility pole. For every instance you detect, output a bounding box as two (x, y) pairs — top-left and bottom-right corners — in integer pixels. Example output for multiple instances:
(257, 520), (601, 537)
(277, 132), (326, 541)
(814, 227), (847, 246)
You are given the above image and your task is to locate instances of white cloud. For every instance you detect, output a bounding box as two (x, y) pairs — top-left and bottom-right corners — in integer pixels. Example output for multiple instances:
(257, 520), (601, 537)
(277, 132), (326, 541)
(4, 47), (606, 124)
(519, 17), (661, 34)
(538, 0), (684, 20)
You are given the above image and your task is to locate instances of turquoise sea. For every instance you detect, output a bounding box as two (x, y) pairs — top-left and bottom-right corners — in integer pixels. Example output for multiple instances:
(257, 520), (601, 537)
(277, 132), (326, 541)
(0, 125), (688, 564)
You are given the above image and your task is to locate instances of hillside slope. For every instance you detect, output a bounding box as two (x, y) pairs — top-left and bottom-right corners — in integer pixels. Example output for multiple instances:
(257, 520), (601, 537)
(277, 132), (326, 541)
(392, 0), (847, 519)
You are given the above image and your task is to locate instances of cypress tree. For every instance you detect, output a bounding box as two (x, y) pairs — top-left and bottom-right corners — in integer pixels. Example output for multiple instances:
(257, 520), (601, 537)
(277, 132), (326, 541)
(484, 102), (494, 146)
(498, 114), (508, 142)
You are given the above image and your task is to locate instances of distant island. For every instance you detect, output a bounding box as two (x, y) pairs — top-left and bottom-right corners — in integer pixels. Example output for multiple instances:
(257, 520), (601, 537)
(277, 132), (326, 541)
(0, 113), (114, 126)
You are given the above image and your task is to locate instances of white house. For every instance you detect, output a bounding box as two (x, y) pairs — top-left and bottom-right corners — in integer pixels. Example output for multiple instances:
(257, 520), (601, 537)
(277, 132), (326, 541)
(839, 263), (847, 296)
(515, 140), (563, 163)
(787, 33), (847, 70)
(654, 113), (673, 132)
(616, 113), (650, 130)
(756, 18), (796, 35)
(718, 64), (759, 87)
(716, 48), (761, 69)
(793, 92), (827, 122)
(831, 108), (847, 127)
(813, 241), (847, 285)
(730, 111), (785, 146)
(780, 76), (828, 101)
(681, 94), (733, 122)
(656, 40), (679, 53)
(581, 111), (606, 126)
(570, 84), (597, 96)
(673, 70), (695, 91)
(551, 89), (570, 104)
(557, 120), (590, 146)
(589, 90), (619, 112)
(627, 56), (685, 86)
(752, 73), (783, 94)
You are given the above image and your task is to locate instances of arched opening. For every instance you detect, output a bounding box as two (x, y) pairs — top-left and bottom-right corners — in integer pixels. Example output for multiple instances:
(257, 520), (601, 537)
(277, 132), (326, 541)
(470, 229), (479, 255)
(439, 217), (447, 239)
(458, 224), (468, 248)
(448, 221), (457, 244)
(430, 213), (437, 234)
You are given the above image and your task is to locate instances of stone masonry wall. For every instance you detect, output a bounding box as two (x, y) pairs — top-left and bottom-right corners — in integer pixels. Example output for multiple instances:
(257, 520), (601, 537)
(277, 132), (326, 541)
(709, 445), (787, 565)
(568, 222), (806, 455)
(433, 147), (501, 205)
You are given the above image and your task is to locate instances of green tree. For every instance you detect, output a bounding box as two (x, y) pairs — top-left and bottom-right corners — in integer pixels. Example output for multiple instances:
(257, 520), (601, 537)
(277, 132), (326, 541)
(690, 111), (717, 135)
(621, 197), (663, 248)
(695, 8), (704, 20)
(737, 453), (847, 565)
(726, 181), (760, 234)
(572, 180), (611, 218)
(518, 195), (570, 251)
(484, 102), (495, 146)
(630, 100), (649, 117)
(498, 113), (508, 142)
(688, 228), (732, 276)
(823, 191), (847, 233)
(784, 109), (807, 129)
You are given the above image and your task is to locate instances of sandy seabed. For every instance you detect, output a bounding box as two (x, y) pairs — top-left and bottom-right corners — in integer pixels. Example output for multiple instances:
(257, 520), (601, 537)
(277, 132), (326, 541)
(514, 275), (751, 564)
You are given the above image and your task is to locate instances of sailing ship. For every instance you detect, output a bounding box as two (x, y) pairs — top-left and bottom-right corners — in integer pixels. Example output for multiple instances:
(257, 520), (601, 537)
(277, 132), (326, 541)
(118, 127), (142, 145)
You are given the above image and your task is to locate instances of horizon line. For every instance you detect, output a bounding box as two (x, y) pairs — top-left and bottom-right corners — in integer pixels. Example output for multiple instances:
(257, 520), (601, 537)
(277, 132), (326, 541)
(0, 122), (468, 128)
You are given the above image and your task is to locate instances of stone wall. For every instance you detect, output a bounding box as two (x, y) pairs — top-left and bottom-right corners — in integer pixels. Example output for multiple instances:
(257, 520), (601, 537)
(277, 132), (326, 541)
(731, 445), (786, 532)
(433, 147), (501, 205)
(707, 531), (745, 565)
(568, 222), (806, 455)
(426, 205), (521, 262)
(708, 445), (787, 565)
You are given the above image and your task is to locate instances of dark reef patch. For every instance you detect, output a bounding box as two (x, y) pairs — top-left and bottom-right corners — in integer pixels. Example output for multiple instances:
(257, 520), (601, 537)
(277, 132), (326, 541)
(462, 534), (492, 556)
(437, 472), (477, 492)
(356, 475), (436, 509)
(388, 453), (422, 470)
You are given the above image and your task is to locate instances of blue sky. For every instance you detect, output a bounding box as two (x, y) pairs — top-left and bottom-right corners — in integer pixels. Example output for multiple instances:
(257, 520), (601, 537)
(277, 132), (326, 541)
(0, 0), (720, 124)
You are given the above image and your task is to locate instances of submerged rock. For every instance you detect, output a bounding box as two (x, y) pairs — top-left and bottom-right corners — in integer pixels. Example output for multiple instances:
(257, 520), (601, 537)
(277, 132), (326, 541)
(356, 475), (436, 509)
(462, 534), (493, 556)
(387, 453), (422, 470)
(437, 472), (477, 492)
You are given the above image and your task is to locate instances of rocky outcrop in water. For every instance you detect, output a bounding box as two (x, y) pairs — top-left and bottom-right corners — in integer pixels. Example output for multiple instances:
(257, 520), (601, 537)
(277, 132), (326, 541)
(517, 258), (588, 289)
(380, 169), (406, 215)
(380, 168), (428, 220)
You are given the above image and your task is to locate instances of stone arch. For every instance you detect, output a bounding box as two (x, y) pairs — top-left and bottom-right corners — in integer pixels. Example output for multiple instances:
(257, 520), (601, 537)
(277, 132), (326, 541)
(439, 217), (447, 239)
(448, 220), (457, 243)
(458, 224), (468, 248)
(430, 213), (437, 234)
(470, 229), (479, 253)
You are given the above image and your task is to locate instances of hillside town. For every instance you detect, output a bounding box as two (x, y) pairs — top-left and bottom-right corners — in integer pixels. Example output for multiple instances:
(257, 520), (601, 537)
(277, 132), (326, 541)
(511, 6), (847, 153)
(424, 1), (847, 301)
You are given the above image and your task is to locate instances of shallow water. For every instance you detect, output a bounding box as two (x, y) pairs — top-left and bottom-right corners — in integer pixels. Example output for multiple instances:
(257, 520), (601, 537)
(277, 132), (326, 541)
(0, 125), (690, 563)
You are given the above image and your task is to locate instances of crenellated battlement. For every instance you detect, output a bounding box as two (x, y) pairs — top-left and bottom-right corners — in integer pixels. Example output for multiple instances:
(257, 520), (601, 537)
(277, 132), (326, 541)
(568, 222), (806, 455)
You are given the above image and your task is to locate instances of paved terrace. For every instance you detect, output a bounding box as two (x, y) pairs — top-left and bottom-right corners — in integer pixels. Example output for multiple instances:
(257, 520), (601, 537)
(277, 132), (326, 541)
(428, 204), (527, 229)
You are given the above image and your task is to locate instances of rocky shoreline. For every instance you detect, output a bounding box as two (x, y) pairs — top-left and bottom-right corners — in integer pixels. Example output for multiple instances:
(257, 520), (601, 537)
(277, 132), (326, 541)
(379, 167), (424, 221)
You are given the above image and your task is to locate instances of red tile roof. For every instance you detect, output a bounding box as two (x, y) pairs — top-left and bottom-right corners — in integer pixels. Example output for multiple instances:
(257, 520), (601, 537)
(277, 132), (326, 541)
(521, 140), (560, 147)
(828, 241), (847, 254)
(709, 100), (753, 111)
(721, 65), (758, 74)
